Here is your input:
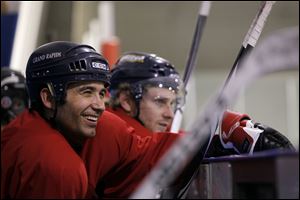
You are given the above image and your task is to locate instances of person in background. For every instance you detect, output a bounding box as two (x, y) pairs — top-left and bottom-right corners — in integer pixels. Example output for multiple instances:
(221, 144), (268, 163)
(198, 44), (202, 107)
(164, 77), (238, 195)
(1, 67), (28, 131)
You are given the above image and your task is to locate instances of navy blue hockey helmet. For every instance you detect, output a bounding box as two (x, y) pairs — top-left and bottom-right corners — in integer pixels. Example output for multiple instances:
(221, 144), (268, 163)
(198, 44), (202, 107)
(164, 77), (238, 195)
(109, 52), (185, 108)
(26, 41), (110, 106)
(1, 67), (28, 126)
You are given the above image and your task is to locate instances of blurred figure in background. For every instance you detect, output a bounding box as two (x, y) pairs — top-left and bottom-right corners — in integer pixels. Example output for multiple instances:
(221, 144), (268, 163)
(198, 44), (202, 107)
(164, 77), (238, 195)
(1, 67), (28, 131)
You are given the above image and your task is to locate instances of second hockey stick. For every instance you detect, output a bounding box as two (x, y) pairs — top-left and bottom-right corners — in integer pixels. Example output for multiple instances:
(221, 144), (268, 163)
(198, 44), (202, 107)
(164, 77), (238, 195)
(170, 1), (211, 133)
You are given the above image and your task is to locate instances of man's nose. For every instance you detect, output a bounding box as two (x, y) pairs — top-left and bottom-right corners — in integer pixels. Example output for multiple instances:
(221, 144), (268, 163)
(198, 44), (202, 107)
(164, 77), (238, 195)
(163, 104), (174, 119)
(91, 95), (105, 111)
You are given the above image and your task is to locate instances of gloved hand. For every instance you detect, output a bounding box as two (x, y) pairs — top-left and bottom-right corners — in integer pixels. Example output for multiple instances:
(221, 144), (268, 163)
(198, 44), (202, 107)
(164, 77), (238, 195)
(205, 110), (254, 157)
(206, 110), (295, 157)
(220, 109), (295, 154)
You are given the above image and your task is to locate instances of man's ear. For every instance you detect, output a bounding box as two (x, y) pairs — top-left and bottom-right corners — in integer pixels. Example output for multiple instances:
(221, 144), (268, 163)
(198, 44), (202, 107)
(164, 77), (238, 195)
(119, 91), (134, 113)
(40, 88), (55, 109)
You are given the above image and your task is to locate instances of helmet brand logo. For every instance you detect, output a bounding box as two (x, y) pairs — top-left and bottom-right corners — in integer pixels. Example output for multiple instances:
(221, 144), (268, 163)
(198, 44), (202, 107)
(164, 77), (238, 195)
(32, 55), (45, 64)
(119, 55), (145, 63)
(92, 62), (109, 71)
(32, 52), (62, 64)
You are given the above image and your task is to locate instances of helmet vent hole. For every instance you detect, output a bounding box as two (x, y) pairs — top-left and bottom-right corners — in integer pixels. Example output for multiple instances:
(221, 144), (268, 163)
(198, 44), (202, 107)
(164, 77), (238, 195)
(80, 60), (87, 70)
(158, 69), (165, 76)
(69, 62), (75, 71)
(75, 61), (81, 71)
(69, 60), (87, 71)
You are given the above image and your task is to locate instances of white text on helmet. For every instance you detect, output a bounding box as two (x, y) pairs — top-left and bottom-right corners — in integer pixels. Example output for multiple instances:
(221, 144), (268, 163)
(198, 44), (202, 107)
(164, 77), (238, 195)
(119, 55), (145, 63)
(92, 62), (109, 71)
(32, 52), (62, 64)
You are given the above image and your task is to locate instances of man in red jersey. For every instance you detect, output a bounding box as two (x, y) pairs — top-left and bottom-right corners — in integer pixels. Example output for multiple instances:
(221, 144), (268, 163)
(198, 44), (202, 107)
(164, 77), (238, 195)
(1, 41), (112, 198)
(108, 52), (294, 154)
(96, 51), (295, 198)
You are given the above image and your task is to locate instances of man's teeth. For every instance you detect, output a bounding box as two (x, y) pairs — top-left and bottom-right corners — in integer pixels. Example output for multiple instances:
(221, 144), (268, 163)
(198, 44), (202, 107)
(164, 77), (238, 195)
(85, 115), (98, 121)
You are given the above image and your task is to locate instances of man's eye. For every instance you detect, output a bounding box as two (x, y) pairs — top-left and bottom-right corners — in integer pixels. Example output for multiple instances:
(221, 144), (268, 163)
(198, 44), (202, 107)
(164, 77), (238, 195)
(154, 98), (166, 106)
(99, 90), (106, 99)
(170, 100), (176, 106)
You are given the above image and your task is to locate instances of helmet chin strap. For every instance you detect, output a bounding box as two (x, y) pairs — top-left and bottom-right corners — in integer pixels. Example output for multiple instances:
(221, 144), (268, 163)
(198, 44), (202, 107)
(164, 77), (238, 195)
(46, 83), (58, 122)
(130, 84), (146, 127)
(133, 98), (145, 127)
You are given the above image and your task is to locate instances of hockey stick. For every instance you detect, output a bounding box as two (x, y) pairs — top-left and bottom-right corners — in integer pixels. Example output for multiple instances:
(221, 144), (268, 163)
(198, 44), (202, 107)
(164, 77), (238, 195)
(164, 1), (276, 198)
(223, 1), (276, 88)
(218, 1), (276, 153)
(170, 1), (211, 133)
(130, 26), (299, 199)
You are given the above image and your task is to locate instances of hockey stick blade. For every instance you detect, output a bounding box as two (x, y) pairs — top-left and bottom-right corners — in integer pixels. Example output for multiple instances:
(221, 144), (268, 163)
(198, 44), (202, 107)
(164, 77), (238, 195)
(130, 26), (299, 199)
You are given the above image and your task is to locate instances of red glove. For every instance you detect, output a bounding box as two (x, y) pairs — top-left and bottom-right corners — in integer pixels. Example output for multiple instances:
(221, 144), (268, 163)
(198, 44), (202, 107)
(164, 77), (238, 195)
(206, 110), (295, 158)
(219, 110), (263, 154)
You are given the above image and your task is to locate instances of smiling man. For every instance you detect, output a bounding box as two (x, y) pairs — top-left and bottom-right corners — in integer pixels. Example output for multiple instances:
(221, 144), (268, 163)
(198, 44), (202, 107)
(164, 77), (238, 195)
(53, 81), (107, 149)
(1, 41), (111, 198)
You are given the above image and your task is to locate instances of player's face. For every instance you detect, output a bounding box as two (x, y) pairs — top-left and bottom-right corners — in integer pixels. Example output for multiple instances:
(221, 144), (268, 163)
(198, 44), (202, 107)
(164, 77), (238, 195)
(139, 87), (176, 132)
(55, 81), (106, 141)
